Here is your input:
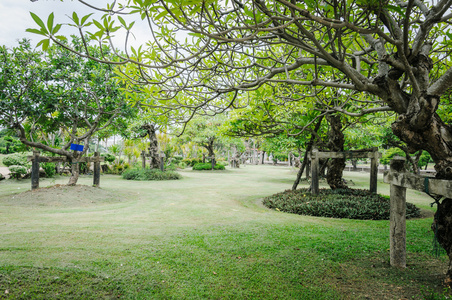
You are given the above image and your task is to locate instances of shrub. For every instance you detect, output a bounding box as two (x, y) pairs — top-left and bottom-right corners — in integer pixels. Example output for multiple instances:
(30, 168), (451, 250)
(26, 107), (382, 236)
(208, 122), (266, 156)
(42, 162), (56, 178)
(101, 153), (116, 163)
(2, 153), (29, 167)
(192, 163), (225, 170)
(122, 168), (181, 181)
(182, 158), (203, 167)
(263, 188), (421, 220)
(106, 162), (131, 175)
(177, 161), (187, 169)
(8, 165), (28, 179)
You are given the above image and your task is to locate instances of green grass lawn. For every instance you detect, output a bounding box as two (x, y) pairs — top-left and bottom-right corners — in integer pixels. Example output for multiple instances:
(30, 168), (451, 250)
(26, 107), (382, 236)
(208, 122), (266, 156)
(0, 166), (449, 299)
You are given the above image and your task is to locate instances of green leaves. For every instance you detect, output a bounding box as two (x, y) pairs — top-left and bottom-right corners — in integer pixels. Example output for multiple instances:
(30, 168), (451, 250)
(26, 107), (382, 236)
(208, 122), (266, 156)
(27, 12), (66, 50)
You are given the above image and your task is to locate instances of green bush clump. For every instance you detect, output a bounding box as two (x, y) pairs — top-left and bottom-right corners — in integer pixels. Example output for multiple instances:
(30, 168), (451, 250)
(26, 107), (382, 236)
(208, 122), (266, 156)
(2, 153), (29, 167)
(182, 158), (203, 167)
(8, 165), (28, 179)
(42, 162), (56, 178)
(101, 153), (116, 163)
(192, 163), (225, 170)
(122, 168), (181, 181)
(263, 188), (421, 220)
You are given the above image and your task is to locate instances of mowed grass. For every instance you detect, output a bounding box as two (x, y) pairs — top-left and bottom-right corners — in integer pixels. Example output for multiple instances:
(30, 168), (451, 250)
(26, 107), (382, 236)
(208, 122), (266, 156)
(0, 165), (450, 299)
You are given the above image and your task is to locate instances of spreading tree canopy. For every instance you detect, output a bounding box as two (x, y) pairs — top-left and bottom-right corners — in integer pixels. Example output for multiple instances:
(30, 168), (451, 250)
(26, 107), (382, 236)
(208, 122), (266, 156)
(28, 0), (452, 281)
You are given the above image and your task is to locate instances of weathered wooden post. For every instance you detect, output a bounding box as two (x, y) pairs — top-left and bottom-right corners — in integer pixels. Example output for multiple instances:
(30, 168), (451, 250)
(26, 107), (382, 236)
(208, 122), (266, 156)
(389, 156), (407, 268)
(31, 151), (40, 190)
(311, 148), (319, 195)
(93, 152), (101, 187)
(370, 147), (378, 193)
(141, 150), (146, 169)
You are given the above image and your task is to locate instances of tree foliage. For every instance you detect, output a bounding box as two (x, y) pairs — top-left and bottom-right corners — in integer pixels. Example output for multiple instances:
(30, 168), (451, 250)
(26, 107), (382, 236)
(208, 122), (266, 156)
(0, 38), (130, 184)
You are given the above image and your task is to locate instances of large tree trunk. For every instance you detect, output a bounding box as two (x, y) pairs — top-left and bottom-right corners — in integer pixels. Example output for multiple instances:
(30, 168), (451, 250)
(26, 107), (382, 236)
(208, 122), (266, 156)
(382, 57), (452, 283)
(141, 124), (160, 169)
(202, 138), (216, 167)
(326, 114), (347, 190)
(432, 198), (452, 285)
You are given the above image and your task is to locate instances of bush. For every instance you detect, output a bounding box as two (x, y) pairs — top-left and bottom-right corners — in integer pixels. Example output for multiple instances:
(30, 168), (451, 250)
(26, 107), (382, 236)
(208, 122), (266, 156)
(106, 162), (131, 175)
(8, 165), (28, 179)
(122, 168), (181, 181)
(101, 153), (116, 163)
(192, 163), (225, 170)
(263, 188), (421, 220)
(2, 153), (29, 167)
(42, 162), (56, 178)
(182, 158), (203, 167)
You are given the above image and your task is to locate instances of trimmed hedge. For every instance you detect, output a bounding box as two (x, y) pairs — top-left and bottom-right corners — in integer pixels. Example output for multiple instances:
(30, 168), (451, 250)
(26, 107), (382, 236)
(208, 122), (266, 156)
(122, 168), (181, 181)
(263, 188), (421, 220)
(192, 163), (225, 170)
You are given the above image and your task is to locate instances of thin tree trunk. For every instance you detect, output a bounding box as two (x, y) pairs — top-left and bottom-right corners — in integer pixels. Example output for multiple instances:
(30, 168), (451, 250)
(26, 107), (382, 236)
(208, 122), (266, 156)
(292, 116), (324, 190)
(292, 151), (309, 190)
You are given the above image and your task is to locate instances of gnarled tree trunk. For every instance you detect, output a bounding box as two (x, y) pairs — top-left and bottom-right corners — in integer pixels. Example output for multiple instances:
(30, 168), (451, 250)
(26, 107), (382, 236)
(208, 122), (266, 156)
(202, 137), (216, 168)
(326, 114), (347, 190)
(377, 51), (452, 283)
(141, 124), (160, 169)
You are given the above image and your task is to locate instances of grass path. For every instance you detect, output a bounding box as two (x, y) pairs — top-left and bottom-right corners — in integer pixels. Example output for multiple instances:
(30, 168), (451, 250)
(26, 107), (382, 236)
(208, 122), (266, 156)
(0, 165), (449, 299)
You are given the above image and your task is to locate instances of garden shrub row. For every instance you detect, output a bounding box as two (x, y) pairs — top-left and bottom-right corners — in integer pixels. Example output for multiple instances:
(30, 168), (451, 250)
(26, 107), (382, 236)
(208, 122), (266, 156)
(263, 188), (421, 220)
(122, 168), (181, 181)
(192, 163), (225, 170)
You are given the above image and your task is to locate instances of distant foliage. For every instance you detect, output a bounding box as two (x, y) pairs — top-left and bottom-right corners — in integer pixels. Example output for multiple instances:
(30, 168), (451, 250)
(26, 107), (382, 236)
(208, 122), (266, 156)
(182, 158), (203, 166)
(2, 153), (29, 167)
(42, 162), (56, 178)
(0, 136), (25, 154)
(106, 162), (131, 175)
(101, 153), (116, 163)
(192, 163), (225, 170)
(263, 188), (420, 220)
(122, 168), (181, 181)
(380, 148), (405, 165)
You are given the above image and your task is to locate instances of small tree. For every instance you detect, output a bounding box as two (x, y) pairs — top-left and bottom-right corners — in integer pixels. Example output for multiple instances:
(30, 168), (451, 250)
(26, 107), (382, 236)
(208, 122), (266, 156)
(0, 39), (129, 185)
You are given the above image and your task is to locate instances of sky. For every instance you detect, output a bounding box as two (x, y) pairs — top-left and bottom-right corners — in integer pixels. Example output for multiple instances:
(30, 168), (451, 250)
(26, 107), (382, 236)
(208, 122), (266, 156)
(0, 0), (150, 49)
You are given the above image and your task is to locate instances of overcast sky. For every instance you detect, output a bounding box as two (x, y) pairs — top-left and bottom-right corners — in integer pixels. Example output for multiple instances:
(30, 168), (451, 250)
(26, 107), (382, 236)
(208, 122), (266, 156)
(0, 0), (150, 49)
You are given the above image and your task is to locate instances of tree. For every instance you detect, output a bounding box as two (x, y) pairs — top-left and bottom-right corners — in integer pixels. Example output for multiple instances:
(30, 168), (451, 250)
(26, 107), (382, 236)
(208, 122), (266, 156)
(29, 1), (452, 281)
(0, 39), (129, 185)
(181, 116), (226, 167)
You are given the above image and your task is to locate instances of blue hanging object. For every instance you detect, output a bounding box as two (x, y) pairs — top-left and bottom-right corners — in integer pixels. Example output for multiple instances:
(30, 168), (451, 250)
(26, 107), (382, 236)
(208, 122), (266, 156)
(70, 144), (84, 151)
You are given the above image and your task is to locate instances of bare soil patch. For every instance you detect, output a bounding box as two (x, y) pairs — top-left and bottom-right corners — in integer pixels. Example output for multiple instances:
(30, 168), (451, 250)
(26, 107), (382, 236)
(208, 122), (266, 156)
(0, 184), (123, 207)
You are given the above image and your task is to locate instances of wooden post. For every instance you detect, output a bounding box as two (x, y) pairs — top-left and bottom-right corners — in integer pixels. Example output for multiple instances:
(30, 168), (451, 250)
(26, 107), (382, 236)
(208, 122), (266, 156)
(370, 147), (378, 193)
(93, 152), (101, 187)
(389, 156), (407, 268)
(141, 151), (146, 169)
(311, 149), (319, 195)
(211, 156), (215, 170)
(31, 151), (40, 190)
